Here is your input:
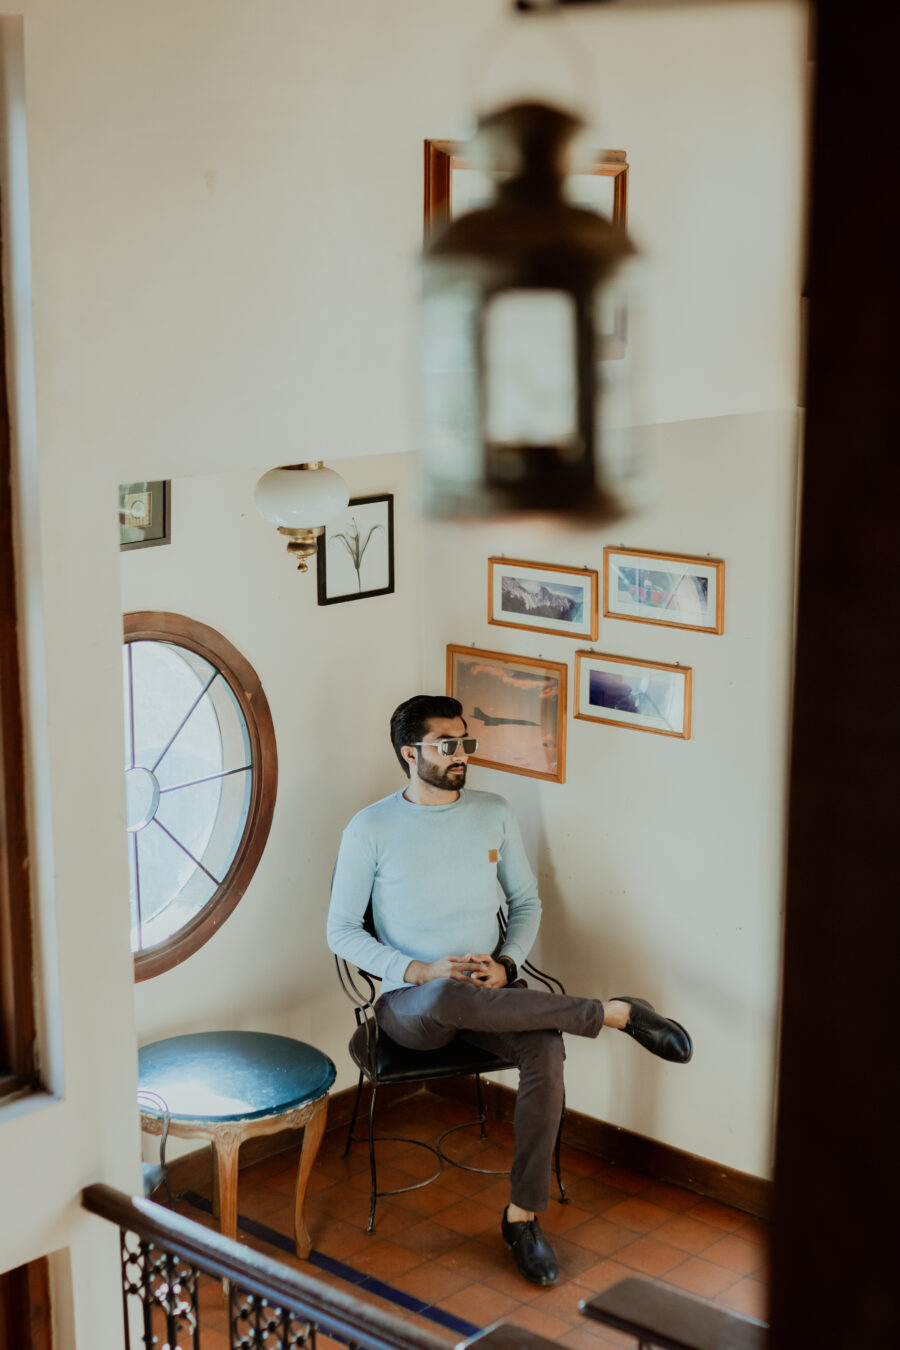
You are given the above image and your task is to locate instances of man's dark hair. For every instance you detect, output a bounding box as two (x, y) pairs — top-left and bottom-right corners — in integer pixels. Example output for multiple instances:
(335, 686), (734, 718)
(390, 695), (465, 778)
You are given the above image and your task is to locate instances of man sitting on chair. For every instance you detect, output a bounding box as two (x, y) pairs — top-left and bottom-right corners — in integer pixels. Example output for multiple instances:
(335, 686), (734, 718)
(326, 694), (692, 1287)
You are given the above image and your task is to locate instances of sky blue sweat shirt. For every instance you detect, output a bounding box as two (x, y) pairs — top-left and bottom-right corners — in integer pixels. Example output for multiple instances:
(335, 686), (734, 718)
(326, 788), (542, 994)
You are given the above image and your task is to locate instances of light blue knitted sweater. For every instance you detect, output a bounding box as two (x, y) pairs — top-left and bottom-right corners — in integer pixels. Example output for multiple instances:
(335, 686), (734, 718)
(326, 788), (542, 994)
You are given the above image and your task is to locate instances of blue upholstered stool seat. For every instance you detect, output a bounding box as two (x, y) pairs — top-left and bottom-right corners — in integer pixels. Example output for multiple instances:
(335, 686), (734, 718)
(137, 1030), (335, 1258)
(139, 1031), (336, 1122)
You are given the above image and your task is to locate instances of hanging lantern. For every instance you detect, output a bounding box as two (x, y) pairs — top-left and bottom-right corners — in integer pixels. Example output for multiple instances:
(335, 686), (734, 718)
(418, 101), (638, 519)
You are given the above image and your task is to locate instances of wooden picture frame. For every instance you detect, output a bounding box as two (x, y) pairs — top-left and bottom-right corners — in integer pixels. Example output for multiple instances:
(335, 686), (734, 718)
(424, 139), (629, 359)
(424, 140), (629, 238)
(603, 547), (725, 634)
(575, 651), (692, 740)
(488, 557), (598, 641)
(447, 645), (567, 783)
(316, 494), (395, 605)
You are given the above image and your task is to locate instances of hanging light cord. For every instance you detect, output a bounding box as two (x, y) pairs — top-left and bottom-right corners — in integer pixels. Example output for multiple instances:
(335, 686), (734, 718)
(464, 1), (596, 125)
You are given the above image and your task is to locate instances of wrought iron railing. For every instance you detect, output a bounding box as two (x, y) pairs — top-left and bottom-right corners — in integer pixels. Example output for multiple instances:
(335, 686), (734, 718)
(83, 1184), (767, 1350)
(83, 1184), (452, 1350)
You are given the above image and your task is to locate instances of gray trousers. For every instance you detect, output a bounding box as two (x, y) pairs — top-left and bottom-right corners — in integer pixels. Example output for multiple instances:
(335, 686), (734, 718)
(375, 979), (605, 1212)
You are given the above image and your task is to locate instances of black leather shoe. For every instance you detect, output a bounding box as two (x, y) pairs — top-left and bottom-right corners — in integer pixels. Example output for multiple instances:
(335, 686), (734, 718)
(501, 1210), (559, 1286)
(613, 996), (693, 1063)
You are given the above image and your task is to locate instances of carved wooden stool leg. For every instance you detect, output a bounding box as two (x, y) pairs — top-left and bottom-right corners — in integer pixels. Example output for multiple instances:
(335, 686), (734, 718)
(210, 1143), (219, 1218)
(293, 1097), (328, 1258)
(212, 1128), (243, 1244)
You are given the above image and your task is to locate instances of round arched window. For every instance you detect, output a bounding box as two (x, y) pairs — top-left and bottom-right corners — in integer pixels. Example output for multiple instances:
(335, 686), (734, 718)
(123, 613), (277, 980)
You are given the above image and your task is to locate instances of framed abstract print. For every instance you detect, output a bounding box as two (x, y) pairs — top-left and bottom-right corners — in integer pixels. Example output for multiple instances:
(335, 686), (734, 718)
(119, 481), (171, 550)
(604, 547), (725, 634)
(575, 651), (692, 739)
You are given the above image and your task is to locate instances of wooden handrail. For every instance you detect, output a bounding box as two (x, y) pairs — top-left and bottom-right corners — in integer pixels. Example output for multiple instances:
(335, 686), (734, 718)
(581, 1278), (768, 1350)
(82, 1184), (448, 1350)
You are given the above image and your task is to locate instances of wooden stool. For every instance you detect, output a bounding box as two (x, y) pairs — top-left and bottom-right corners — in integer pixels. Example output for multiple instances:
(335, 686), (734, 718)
(139, 1031), (335, 1258)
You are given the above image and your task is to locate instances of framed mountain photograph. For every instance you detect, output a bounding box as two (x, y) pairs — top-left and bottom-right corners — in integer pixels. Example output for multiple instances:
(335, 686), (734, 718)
(488, 558), (599, 641)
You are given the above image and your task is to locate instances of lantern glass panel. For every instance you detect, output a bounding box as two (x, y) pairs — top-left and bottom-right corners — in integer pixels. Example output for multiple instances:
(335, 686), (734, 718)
(418, 280), (483, 496)
(482, 289), (578, 446)
(594, 265), (644, 497)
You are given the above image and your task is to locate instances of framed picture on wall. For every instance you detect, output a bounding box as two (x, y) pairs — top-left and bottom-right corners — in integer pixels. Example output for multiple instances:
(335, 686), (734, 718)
(317, 494), (394, 605)
(574, 651), (692, 739)
(119, 481), (171, 550)
(424, 140), (628, 236)
(424, 139), (629, 356)
(447, 645), (567, 783)
(488, 557), (599, 641)
(603, 547), (725, 633)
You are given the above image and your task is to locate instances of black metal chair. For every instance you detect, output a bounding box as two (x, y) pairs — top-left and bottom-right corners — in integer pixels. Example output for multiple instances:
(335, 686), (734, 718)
(334, 904), (568, 1233)
(137, 1088), (174, 1207)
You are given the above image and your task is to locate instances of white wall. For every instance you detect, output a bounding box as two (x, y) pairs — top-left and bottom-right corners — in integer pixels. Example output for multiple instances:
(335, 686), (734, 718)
(423, 410), (800, 1178)
(26, 0), (804, 483)
(125, 414), (799, 1181)
(1, 1), (805, 1344)
(1, 15), (141, 1348)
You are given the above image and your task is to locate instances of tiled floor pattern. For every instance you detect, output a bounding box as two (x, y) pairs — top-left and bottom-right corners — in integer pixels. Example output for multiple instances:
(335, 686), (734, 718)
(180, 1095), (768, 1350)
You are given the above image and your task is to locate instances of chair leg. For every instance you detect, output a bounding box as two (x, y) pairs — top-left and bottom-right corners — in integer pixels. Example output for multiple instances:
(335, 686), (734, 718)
(554, 1096), (569, 1203)
(475, 1072), (488, 1140)
(159, 1113), (174, 1208)
(343, 1073), (365, 1159)
(366, 1085), (379, 1234)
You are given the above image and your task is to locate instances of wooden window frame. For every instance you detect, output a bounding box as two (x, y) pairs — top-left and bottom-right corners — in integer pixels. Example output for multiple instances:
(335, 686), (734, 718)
(0, 1258), (52, 1350)
(0, 178), (37, 1099)
(423, 138), (628, 239)
(423, 138), (629, 357)
(124, 612), (278, 982)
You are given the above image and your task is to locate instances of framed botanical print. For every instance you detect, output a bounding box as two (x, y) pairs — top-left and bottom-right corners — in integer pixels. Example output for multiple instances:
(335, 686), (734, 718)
(317, 495), (395, 605)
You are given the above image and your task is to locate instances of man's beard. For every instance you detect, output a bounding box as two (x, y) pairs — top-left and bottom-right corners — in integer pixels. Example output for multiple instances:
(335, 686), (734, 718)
(415, 755), (467, 792)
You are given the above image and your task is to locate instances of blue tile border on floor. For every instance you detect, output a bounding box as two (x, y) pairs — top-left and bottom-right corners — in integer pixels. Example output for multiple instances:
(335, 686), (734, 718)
(183, 1192), (479, 1339)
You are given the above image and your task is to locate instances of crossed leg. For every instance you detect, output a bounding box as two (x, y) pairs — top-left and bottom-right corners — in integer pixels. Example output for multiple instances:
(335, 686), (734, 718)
(459, 1024), (565, 1212)
(375, 980), (605, 1210)
(375, 979), (690, 1286)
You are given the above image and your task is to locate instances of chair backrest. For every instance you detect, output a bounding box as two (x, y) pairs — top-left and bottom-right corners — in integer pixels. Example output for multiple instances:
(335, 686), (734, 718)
(361, 896), (378, 939)
(497, 910), (565, 995)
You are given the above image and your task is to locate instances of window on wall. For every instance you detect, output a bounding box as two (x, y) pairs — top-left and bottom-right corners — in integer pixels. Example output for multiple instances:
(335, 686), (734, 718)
(123, 613), (277, 981)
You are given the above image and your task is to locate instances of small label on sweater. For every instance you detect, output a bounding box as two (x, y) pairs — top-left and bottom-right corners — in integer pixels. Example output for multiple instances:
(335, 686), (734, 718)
(489, 848), (499, 863)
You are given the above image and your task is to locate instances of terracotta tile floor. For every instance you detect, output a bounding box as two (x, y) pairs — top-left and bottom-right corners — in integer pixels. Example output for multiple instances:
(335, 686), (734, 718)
(179, 1094), (769, 1348)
